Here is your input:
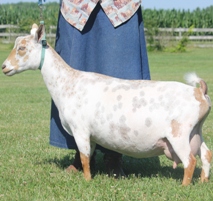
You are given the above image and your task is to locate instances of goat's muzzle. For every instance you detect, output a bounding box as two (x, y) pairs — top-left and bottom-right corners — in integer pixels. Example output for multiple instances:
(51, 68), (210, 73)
(2, 64), (6, 70)
(2, 64), (7, 74)
(2, 64), (12, 75)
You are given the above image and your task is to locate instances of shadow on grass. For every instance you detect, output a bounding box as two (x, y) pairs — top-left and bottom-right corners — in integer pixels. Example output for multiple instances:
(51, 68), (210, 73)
(44, 151), (201, 183)
(122, 155), (201, 183)
(151, 166), (201, 184)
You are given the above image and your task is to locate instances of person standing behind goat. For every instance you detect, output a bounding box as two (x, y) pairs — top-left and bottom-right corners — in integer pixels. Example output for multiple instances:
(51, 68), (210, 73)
(49, 0), (151, 176)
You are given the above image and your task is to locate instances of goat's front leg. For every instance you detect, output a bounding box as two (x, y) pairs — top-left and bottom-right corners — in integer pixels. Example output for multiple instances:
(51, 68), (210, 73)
(74, 134), (95, 181)
(199, 142), (212, 183)
(80, 152), (91, 181)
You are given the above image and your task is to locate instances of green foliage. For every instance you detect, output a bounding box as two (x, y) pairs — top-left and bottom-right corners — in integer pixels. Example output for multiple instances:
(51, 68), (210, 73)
(0, 2), (59, 33)
(142, 6), (213, 28)
(141, 6), (213, 52)
(174, 37), (189, 52)
(1, 3), (213, 30)
(1, 3), (213, 51)
(1, 43), (213, 200)
(170, 26), (194, 52)
(145, 19), (165, 52)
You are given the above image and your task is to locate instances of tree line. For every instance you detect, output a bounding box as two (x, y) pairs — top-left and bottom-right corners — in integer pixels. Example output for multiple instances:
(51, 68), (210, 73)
(0, 2), (59, 33)
(143, 6), (213, 29)
(0, 2), (213, 32)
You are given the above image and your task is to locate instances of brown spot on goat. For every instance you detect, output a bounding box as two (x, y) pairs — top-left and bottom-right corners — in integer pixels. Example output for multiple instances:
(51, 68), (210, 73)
(7, 49), (19, 70)
(200, 80), (208, 94)
(24, 55), (29, 62)
(194, 88), (210, 121)
(171, 119), (181, 137)
(205, 150), (212, 164)
(200, 150), (212, 182)
(21, 38), (27, 45)
(200, 150), (212, 183)
(200, 169), (209, 183)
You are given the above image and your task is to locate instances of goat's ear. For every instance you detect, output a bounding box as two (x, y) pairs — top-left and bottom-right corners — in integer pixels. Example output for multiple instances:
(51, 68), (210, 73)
(30, 23), (38, 36)
(34, 24), (45, 43)
(37, 24), (45, 42)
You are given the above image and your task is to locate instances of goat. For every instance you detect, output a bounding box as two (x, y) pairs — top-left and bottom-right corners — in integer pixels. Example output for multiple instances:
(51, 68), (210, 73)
(2, 23), (212, 186)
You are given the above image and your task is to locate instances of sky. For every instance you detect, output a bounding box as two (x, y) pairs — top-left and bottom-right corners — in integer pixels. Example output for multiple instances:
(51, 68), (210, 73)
(0, 0), (213, 11)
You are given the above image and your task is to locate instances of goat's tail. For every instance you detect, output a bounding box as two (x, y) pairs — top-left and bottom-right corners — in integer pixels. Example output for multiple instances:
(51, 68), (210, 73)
(184, 72), (208, 95)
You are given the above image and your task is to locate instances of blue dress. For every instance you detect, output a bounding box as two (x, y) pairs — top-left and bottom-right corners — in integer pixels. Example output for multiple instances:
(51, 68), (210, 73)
(50, 4), (150, 151)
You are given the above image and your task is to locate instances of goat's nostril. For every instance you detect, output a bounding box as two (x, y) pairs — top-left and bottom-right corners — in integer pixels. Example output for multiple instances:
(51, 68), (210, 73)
(2, 64), (6, 70)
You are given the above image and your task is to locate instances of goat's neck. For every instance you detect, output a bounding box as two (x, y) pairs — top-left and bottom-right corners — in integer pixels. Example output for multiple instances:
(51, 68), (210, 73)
(40, 46), (78, 107)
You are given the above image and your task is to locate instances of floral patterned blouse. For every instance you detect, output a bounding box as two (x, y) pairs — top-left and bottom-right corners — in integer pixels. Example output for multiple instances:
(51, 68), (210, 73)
(61, 0), (141, 31)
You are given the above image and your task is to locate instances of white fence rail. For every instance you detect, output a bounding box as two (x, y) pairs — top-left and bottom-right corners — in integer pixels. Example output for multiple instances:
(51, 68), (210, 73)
(157, 28), (213, 40)
(0, 25), (56, 43)
(1, 25), (213, 42)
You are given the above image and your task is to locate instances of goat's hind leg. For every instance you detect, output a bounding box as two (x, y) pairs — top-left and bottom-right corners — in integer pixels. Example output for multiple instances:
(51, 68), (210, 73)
(182, 152), (196, 186)
(167, 135), (196, 186)
(199, 141), (212, 183)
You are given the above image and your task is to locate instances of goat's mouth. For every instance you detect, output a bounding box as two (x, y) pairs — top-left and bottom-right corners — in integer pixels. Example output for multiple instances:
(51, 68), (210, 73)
(3, 69), (13, 76)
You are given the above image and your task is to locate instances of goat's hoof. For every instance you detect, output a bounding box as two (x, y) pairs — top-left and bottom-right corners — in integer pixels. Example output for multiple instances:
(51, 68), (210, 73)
(182, 178), (192, 186)
(66, 165), (78, 173)
(85, 176), (92, 181)
(201, 177), (209, 183)
(84, 173), (92, 181)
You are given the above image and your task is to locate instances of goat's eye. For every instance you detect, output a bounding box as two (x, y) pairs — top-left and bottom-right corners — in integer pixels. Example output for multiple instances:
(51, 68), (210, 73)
(18, 46), (26, 51)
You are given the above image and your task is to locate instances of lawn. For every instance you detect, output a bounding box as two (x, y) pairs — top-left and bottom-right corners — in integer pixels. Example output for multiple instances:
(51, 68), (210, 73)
(0, 42), (213, 201)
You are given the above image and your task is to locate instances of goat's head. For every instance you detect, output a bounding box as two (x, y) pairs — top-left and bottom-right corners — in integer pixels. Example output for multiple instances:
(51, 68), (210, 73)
(2, 23), (45, 76)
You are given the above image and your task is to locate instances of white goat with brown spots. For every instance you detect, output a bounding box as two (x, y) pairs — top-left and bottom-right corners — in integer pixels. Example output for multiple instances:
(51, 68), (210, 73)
(2, 24), (212, 186)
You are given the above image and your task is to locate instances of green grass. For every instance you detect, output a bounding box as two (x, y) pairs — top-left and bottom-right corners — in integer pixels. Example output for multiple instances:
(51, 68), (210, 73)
(0, 44), (213, 201)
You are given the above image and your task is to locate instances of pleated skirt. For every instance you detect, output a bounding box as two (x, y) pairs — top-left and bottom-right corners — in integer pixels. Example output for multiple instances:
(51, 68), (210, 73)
(50, 3), (150, 150)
